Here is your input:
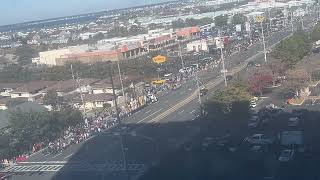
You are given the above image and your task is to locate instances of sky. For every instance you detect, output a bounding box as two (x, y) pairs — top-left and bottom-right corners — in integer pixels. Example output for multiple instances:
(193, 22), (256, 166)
(0, 0), (172, 26)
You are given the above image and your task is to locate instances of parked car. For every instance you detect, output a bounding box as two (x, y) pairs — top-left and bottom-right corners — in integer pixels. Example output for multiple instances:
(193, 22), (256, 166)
(248, 115), (259, 128)
(288, 117), (300, 127)
(245, 134), (273, 144)
(278, 149), (295, 162)
(226, 75), (233, 81)
(250, 101), (257, 108)
(255, 63), (261, 67)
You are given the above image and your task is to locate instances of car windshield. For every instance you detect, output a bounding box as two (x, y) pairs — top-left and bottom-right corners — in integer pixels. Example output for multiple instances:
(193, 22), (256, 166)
(0, 0), (317, 180)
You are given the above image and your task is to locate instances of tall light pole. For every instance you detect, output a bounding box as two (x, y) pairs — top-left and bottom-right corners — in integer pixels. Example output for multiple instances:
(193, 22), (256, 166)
(218, 30), (227, 87)
(196, 72), (202, 105)
(256, 15), (267, 63)
(220, 47), (227, 87)
(261, 21), (267, 63)
(108, 61), (121, 123)
(178, 41), (185, 69)
(117, 61), (126, 104)
(291, 11), (294, 32)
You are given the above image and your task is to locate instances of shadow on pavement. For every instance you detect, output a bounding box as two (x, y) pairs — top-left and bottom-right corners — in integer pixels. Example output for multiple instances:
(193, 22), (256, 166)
(9, 108), (320, 180)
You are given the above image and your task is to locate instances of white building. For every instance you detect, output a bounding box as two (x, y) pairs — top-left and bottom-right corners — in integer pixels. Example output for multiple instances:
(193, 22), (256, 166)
(187, 40), (208, 52)
(39, 49), (71, 66)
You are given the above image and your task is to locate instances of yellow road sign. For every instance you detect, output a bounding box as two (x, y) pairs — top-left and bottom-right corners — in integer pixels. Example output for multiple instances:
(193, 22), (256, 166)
(152, 55), (167, 64)
(255, 15), (265, 23)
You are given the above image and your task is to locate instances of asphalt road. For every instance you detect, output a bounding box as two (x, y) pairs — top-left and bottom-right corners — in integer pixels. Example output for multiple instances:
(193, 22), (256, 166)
(7, 17), (315, 180)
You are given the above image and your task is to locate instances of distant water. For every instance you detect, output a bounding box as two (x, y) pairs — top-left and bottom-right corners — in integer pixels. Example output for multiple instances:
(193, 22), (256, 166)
(0, 0), (175, 32)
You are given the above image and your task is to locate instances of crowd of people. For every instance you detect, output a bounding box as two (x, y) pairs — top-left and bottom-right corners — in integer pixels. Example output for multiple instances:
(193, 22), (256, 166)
(1, 26), (274, 169)
(44, 111), (120, 155)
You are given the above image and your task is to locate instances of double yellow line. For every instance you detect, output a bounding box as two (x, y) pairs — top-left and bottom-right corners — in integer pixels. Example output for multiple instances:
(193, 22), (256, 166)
(147, 32), (293, 125)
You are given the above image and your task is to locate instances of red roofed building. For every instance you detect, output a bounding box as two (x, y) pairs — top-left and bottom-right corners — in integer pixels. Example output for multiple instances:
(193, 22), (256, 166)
(176, 26), (200, 41)
(148, 34), (176, 51)
(118, 41), (147, 59)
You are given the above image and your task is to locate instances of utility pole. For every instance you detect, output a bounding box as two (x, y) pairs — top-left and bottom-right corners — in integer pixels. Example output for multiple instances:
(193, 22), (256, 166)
(117, 61), (126, 104)
(291, 11), (294, 32)
(301, 15), (305, 30)
(196, 72), (201, 105)
(178, 41), (185, 69)
(260, 21), (267, 62)
(109, 62), (121, 123)
(220, 47), (227, 87)
(71, 64), (86, 115)
(218, 30), (227, 87)
(75, 73), (86, 115)
(70, 64), (75, 80)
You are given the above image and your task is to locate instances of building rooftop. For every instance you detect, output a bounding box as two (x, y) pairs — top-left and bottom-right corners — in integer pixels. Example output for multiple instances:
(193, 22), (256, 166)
(44, 78), (99, 93)
(0, 83), (22, 90)
(13, 81), (57, 93)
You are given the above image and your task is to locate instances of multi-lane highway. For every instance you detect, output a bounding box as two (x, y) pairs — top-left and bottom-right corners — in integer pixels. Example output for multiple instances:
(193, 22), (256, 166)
(8, 15), (317, 179)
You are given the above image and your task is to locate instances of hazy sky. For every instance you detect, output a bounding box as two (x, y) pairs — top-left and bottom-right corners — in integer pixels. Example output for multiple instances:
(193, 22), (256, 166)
(0, 0), (171, 26)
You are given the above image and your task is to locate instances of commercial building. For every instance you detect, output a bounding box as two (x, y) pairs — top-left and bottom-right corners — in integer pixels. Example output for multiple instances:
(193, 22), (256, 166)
(186, 40), (208, 52)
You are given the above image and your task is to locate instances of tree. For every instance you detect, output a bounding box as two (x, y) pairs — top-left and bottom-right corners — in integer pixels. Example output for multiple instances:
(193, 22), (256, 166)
(43, 90), (65, 110)
(231, 14), (247, 25)
(172, 18), (186, 29)
(214, 15), (229, 27)
(311, 24), (320, 42)
(248, 71), (273, 96)
(185, 18), (198, 27)
(285, 68), (311, 97)
(272, 32), (311, 67)
(15, 45), (37, 65)
(266, 61), (286, 85)
(204, 83), (251, 120)
(3, 107), (83, 160)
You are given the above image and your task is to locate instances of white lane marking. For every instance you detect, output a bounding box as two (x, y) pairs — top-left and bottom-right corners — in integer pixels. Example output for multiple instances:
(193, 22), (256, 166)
(19, 161), (68, 164)
(138, 108), (163, 123)
(51, 153), (62, 159)
(178, 110), (185, 114)
(145, 110), (151, 114)
(64, 153), (74, 159)
(190, 110), (196, 114)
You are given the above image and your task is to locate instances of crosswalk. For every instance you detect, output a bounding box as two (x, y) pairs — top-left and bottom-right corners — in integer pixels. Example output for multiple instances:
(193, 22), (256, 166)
(1, 162), (145, 173)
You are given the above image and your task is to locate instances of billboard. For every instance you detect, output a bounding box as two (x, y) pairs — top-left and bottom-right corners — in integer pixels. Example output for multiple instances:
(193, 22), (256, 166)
(215, 38), (224, 49)
(152, 55), (167, 64)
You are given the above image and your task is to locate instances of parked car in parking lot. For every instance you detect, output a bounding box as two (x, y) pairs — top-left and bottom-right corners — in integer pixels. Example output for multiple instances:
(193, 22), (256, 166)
(249, 101), (257, 108)
(278, 149), (295, 162)
(226, 75), (233, 81)
(245, 134), (273, 144)
(248, 115), (259, 128)
(288, 117), (300, 127)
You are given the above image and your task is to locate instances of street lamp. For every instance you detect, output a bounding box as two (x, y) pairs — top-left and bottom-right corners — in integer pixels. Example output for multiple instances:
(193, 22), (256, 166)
(117, 61), (126, 104)
(108, 61), (121, 124)
(256, 15), (267, 62)
(178, 40), (185, 69)
(196, 72), (202, 105)
(261, 20), (267, 63)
